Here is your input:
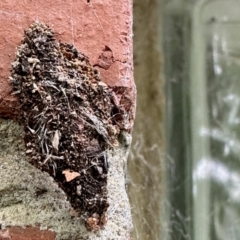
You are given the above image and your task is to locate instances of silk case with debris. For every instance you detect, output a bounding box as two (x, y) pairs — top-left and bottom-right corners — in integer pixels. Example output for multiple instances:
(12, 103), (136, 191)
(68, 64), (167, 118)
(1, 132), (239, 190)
(10, 21), (133, 231)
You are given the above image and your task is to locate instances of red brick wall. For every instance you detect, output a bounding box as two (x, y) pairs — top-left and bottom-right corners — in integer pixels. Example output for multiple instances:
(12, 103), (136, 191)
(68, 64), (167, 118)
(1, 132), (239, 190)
(0, 0), (135, 118)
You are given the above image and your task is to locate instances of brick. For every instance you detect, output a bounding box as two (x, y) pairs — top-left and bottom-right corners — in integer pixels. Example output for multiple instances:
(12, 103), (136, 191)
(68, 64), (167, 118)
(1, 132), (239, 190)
(0, 227), (56, 240)
(0, 0), (135, 118)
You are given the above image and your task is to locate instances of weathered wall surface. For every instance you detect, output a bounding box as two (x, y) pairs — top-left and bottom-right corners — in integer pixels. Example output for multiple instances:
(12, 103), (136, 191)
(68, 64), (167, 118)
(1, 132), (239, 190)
(0, 0), (134, 117)
(0, 119), (132, 240)
(128, 0), (164, 239)
(0, 0), (135, 239)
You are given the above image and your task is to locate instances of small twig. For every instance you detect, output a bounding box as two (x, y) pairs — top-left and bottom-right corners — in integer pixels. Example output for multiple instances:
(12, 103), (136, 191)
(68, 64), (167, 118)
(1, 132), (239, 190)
(42, 154), (52, 164)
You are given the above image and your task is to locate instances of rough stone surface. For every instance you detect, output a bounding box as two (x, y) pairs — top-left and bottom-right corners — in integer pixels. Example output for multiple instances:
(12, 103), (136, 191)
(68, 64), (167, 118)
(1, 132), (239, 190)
(0, 0), (135, 118)
(0, 119), (132, 239)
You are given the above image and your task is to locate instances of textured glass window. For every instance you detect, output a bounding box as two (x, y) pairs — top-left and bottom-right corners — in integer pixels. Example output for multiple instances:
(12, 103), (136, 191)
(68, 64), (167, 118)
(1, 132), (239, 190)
(163, 1), (240, 240)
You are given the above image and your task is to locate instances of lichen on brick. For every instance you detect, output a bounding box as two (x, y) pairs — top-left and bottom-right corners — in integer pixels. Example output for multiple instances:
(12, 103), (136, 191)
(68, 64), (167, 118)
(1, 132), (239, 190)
(9, 21), (121, 230)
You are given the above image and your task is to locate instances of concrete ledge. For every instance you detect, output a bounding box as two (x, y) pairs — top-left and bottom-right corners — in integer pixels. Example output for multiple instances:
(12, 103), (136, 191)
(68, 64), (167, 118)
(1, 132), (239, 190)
(0, 119), (132, 239)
